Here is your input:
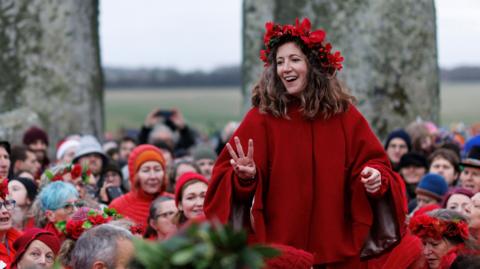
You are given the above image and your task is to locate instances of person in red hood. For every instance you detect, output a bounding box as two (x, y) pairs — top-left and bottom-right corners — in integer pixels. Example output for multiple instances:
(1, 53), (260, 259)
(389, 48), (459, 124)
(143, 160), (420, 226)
(110, 144), (167, 227)
(204, 17), (407, 268)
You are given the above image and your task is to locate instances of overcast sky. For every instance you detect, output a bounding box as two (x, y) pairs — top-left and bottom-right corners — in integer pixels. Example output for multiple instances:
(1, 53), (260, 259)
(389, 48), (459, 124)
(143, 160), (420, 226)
(99, 0), (480, 71)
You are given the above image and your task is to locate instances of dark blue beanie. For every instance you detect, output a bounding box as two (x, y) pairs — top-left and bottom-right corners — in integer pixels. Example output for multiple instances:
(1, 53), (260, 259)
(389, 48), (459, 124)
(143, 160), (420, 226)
(415, 173), (448, 201)
(384, 129), (412, 151)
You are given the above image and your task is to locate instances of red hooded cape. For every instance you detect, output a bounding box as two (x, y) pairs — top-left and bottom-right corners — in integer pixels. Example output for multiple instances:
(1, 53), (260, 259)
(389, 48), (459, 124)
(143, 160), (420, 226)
(205, 104), (407, 266)
(110, 145), (167, 227)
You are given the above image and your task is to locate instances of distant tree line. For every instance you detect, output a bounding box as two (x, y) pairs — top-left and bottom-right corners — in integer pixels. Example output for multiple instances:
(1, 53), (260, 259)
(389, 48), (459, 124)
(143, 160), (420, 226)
(104, 65), (241, 88)
(103, 65), (479, 89)
(440, 66), (480, 82)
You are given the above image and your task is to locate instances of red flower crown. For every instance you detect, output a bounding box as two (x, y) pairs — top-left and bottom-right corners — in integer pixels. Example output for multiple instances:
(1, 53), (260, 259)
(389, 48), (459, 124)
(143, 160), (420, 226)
(260, 18), (344, 73)
(45, 163), (92, 184)
(409, 214), (469, 241)
(56, 207), (122, 240)
(0, 180), (8, 200)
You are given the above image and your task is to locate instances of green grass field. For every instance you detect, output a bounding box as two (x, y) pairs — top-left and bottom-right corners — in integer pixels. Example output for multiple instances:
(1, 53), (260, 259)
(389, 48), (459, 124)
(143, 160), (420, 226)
(440, 82), (480, 126)
(105, 82), (480, 136)
(105, 87), (243, 135)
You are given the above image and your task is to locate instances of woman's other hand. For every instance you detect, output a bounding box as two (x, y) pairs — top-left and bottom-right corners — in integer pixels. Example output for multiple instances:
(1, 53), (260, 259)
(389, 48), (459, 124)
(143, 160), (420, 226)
(361, 166), (382, 193)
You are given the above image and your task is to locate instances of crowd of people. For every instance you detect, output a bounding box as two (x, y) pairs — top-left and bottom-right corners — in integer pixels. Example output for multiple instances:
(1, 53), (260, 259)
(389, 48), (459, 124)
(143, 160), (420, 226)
(0, 17), (479, 269)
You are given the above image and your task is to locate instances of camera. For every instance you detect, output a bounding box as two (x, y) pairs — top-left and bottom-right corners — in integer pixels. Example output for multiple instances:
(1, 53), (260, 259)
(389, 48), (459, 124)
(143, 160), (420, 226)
(154, 110), (174, 118)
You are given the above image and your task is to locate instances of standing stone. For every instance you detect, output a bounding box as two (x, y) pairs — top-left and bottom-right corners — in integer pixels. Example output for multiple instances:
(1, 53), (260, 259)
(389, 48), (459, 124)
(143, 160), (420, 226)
(243, 0), (439, 138)
(0, 0), (103, 147)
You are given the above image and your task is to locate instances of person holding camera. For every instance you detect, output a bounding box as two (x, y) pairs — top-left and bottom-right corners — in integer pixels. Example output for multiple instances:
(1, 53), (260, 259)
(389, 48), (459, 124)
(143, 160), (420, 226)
(97, 163), (127, 205)
(137, 108), (196, 157)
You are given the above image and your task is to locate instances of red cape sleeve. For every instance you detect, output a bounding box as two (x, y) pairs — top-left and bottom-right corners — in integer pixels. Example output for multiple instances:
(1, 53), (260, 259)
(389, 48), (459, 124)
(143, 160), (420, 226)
(204, 108), (269, 230)
(342, 105), (408, 257)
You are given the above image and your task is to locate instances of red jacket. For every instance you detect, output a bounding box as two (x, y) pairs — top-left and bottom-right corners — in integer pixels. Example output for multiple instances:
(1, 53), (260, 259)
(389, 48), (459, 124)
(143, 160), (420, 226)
(205, 104), (406, 266)
(0, 228), (22, 267)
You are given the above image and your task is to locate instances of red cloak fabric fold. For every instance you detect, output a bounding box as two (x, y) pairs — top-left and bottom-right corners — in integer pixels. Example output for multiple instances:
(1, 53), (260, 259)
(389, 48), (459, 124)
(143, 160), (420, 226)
(205, 104), (406, 266)
(109, 190), (159, 227)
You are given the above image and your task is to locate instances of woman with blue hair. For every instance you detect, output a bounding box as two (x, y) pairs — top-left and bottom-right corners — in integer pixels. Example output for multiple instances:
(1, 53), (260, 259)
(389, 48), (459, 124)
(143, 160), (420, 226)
(34, 181), (80, 242)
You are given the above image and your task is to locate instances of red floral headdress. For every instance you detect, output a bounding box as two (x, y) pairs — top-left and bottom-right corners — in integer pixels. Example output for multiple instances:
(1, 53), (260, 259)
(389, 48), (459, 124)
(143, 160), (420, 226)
(409, 214), (469, 241)
(260, 18), (344, 73)
(45, 163), (92, 184)
(0, 180), (8, 200)
(56, 207), (122, 240)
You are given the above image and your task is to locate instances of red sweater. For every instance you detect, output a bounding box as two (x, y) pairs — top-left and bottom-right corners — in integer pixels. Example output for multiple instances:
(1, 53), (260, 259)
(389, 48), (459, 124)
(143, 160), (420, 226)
(205, 104), (406, 266)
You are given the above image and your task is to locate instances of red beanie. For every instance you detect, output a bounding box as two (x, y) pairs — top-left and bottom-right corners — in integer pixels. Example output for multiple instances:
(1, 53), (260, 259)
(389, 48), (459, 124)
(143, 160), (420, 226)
(265, 244), (314, 269)
(175, 172), (208, 206)
(128, 145), (166, 191)
(22, 126), (49, 146)
(11, 228), (60, 267)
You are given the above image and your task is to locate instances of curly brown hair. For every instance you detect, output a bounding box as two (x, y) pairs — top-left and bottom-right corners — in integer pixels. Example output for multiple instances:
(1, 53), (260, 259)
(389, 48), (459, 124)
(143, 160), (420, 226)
(251, 37), (355, 119)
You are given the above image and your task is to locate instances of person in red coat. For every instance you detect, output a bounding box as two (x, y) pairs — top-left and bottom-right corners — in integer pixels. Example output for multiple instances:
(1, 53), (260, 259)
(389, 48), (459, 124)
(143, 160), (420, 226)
(204, 18), (407, 268)
(110, 144), (167, 227)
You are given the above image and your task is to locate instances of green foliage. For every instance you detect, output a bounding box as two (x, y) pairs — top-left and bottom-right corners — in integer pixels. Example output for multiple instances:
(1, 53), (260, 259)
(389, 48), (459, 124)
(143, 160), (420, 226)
(133, 221), (279, 269)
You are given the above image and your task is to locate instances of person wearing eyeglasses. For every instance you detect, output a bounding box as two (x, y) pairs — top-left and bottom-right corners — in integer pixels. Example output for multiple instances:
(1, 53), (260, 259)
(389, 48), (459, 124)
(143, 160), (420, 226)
(36, 181), (80, 242)
(10, 228), (60, 269)
(144, 195), (178, 241)
(0, 180), (22, 268)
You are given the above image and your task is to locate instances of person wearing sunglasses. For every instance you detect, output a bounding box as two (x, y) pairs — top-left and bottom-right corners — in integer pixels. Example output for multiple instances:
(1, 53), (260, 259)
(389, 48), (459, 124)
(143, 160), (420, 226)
(0, 180), (22, 268)
(36, 181), (79, 242)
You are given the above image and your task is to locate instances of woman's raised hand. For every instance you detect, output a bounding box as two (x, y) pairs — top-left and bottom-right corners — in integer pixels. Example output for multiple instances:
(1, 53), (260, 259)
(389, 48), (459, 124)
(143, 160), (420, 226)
(226, 136), (256, 180)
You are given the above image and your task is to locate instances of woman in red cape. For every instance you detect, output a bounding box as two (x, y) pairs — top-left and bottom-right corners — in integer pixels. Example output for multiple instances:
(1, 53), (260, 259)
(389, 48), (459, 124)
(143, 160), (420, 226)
(204, 18), (407, 268)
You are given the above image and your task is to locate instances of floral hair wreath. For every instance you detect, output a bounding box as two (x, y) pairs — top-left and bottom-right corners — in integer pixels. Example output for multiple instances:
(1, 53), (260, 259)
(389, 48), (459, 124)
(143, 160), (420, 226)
(0, 180), (8, 200)
(260, 17), (344, 73)
(409, 214), (469, 241)
(44, 163), (92, 184)
(56, 207), (123, 240)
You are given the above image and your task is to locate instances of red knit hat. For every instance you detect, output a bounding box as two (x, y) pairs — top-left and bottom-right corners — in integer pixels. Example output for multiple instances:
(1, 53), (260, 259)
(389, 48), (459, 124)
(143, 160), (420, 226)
(22, 126), (49, 146)
(265, 244), (314, 269)
(174, 172), (209, 206)
(128, 145), (166, 191)
(11, 228), (60, 268)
